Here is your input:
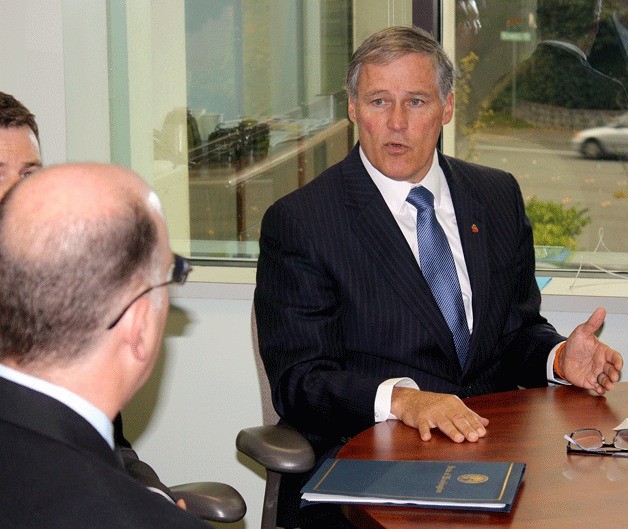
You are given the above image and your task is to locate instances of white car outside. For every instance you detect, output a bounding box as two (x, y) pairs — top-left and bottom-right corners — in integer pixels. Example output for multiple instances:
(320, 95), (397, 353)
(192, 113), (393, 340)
(571, 112), (628, 159)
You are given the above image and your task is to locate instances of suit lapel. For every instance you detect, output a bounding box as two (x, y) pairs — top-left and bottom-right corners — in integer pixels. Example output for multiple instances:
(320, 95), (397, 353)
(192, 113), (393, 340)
(341, 147), (461, 365)
(439, 154), (490, 370)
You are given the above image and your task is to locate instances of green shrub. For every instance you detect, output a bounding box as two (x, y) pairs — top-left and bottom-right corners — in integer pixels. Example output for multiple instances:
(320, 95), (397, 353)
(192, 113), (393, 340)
(525, 197), (591, 249)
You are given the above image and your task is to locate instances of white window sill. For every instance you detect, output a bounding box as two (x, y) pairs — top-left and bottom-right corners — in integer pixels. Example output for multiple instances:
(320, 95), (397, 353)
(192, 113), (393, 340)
(172, 269), (627, 314)
(538, 277), (628, 313)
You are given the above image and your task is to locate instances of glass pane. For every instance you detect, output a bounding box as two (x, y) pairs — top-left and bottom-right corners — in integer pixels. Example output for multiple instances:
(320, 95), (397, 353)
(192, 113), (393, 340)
(110, 1), (354, 263)
(450, 0), (627, 273)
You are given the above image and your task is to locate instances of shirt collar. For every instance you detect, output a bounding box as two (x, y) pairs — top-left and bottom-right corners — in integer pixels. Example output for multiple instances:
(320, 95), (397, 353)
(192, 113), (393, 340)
(359, 147), (443, 212)
(0, 363), (114, 448)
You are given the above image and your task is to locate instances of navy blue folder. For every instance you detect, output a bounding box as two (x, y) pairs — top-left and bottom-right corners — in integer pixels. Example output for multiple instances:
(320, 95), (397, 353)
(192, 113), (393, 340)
(301, 458), (526, 512)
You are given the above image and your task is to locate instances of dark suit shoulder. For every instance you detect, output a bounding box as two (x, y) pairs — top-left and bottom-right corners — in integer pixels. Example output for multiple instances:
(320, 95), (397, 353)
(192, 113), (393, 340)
(0, 378), (209, 529)
(0, 419), (209, 529)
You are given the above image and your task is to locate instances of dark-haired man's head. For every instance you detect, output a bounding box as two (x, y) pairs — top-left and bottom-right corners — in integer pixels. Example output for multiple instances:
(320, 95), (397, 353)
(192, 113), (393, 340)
(536, 0), (603, 55)
(0, 92), (42, 198)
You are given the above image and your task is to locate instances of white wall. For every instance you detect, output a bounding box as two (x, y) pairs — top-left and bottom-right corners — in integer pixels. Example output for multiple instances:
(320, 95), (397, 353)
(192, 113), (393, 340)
(1, 0), (67, 164)
(125, 289), (264, 529)
(62, 0), (110, 162)
(0, 0), (109, 164)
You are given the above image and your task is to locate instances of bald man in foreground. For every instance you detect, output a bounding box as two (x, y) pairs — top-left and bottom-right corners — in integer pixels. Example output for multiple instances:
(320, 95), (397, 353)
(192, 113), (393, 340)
(0, 90), (187, 504)
(0, 163), (209, 529)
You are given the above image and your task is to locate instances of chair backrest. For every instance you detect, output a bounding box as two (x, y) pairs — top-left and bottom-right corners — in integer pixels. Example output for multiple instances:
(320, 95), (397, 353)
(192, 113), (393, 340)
(241, 305), (316, 529)
(251, 306), (280, 426)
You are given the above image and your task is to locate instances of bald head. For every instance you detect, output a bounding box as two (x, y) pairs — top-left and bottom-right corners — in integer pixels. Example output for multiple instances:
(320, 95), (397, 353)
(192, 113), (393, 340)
(2, 163), (158, 257)
(0, 163), (168, 366)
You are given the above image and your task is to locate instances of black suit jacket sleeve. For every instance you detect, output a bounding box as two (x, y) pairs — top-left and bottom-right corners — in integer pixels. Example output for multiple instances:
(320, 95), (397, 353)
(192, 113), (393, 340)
(114, 413), (174, 499)
(255, 198), (381, 443)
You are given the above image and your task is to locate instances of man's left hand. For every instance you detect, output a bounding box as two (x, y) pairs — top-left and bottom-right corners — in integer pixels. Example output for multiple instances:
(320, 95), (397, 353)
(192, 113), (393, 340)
(558, 307), (623, 395)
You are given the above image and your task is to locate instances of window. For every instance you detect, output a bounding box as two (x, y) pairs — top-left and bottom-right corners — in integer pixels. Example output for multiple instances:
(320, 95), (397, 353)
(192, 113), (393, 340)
(109, 0), (354, 264)
(444, 0), (627, 274)
(108, 0), (626, 275)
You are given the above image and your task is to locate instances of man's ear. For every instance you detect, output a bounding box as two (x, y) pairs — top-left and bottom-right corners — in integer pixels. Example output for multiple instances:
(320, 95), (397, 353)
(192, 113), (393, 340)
(122, 296), (151, 362)
(348, 97), (357, 123)
(442, 92), (455, 125)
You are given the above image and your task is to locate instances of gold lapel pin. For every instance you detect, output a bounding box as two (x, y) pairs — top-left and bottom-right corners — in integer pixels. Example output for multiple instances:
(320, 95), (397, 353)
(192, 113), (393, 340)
(471, 224), (479, 234)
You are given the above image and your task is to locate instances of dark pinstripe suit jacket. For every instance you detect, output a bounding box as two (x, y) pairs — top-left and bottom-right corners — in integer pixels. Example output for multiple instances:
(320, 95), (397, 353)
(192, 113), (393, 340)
(254, 144), (564, 452)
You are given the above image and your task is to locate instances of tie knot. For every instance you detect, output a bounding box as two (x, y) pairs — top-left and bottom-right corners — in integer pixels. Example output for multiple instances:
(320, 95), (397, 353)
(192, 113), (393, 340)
(406, 186), (434, 211)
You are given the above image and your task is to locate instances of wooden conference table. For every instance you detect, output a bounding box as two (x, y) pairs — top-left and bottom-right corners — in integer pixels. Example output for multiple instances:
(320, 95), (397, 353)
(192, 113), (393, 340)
(338, 383), (628, 528)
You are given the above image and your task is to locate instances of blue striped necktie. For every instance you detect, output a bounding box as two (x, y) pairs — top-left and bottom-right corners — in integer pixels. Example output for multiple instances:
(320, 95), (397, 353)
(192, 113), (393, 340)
(406, 186), (470, 366)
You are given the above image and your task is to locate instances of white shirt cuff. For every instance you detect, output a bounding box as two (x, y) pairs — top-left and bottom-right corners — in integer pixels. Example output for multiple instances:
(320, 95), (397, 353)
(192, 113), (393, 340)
(147, 486), (175, 503)
(547, 341), (570, 385)
(374, 377), (419, 422)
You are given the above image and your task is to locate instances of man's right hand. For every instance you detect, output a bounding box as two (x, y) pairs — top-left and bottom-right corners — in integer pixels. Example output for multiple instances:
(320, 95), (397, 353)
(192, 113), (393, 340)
(391, 387), (489, 443)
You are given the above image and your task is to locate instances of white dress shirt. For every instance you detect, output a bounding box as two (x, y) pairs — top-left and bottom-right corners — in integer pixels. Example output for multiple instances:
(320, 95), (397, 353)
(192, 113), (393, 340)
(362, 148), (474, 330)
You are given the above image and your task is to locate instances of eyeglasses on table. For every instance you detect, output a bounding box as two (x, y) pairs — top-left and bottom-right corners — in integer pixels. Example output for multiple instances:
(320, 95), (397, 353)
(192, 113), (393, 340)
(564, 428), (628, 457)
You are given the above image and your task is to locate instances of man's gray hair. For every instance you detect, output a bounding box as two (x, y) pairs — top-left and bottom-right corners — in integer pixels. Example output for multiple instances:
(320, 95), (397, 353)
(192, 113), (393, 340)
(345, 26), (455, 104)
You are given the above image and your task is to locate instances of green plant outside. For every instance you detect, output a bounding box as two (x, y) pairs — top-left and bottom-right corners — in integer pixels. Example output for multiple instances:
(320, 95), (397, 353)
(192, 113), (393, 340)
(525, 197), (591, 250)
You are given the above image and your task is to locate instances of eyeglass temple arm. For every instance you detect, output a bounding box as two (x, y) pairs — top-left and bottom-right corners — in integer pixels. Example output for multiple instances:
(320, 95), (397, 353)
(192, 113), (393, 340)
(564, 434), (590, 451)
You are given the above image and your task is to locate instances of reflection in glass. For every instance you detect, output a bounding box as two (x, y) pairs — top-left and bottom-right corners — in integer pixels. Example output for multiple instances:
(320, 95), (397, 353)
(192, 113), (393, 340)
(453, 0), (627, 273)
(179, 0), (353, 261)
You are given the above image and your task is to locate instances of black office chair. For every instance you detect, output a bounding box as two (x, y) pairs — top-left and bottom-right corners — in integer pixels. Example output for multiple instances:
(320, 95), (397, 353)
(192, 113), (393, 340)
(170, 481), (246, 523)
(236, 309), (315, 529)
(118, 443), (246, 523)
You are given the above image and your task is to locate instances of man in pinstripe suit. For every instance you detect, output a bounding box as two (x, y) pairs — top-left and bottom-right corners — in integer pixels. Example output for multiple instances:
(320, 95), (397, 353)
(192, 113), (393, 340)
(254, 26), (623, 528)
